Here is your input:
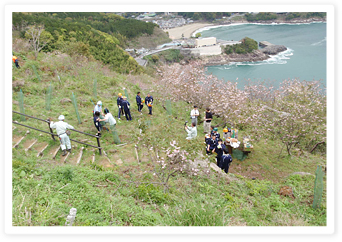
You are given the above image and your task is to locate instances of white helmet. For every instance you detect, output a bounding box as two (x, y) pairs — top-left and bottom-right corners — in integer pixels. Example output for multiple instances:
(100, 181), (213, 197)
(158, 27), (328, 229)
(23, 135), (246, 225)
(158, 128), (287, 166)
(97, 101), (102, 105)
(58, 115), (65, 121)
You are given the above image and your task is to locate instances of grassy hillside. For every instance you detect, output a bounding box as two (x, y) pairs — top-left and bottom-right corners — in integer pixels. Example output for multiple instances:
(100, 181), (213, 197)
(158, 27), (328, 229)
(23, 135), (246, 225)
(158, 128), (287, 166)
(12, 12), (171, 74)
(11, 48), (326, 226)
(127, 27), (171, 49)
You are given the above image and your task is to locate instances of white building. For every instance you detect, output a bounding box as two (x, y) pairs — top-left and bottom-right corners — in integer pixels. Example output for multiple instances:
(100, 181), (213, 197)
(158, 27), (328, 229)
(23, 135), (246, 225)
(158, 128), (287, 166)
(195, 37), (217, 48)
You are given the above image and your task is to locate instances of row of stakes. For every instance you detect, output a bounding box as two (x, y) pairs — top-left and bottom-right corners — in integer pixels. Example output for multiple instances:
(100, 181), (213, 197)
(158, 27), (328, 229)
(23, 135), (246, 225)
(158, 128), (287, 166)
(12, 127), (95, 164)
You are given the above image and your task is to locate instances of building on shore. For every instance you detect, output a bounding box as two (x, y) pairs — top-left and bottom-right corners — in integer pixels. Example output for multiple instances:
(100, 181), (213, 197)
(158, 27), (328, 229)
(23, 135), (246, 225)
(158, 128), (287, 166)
(195, 37), (217, 48)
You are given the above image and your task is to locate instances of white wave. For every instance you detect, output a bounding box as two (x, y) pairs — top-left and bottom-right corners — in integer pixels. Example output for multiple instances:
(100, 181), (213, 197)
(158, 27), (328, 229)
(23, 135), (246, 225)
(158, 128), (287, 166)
(194, 21), (325, 36)
(213, 48), (294, 69)
(311, 37), (326, 46)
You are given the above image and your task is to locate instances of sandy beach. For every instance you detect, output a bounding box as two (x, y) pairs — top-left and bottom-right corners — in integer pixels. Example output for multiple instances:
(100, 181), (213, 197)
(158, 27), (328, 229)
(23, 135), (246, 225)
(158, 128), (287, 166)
(164, 23), (213, 40)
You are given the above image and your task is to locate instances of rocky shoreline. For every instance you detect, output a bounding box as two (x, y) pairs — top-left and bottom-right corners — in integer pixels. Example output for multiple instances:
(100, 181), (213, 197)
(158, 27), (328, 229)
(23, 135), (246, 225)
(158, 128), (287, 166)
(198, 50), (270, 66)
(176, 18), (325, 66)
(189, 18), (325, 66)
(197, 43), (288, 66)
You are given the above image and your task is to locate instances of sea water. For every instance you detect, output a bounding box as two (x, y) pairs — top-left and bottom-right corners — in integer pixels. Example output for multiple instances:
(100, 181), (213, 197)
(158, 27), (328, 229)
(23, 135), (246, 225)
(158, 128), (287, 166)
(198, 22), (326, 89)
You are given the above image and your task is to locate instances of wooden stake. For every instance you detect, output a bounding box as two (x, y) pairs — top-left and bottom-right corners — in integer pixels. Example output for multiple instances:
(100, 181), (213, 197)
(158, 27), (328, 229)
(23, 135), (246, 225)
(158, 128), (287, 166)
(102, 149), (112, 164)
(63, 152), (70, 163)
(134, 145), (140, 163)
(13, 130), (30, 148)
(37, 144), (49, 157)
(92, 153), (95, 163)
(96, 184), (108, 187)
(116, 143), (127, 147)
(52, 146), (60, 159)
(25, 139), (37, 152)
(76, 147), (85, 164)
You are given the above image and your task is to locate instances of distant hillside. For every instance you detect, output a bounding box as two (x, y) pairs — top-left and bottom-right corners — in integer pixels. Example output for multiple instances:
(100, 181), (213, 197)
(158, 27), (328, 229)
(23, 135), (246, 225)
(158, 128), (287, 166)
(126, 27), (171, 49)
(12, 12), (164, 74)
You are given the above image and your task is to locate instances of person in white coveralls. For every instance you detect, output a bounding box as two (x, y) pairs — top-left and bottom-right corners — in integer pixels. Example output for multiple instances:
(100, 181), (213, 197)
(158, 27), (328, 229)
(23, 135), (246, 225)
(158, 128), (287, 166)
(49, 115), (74, 156)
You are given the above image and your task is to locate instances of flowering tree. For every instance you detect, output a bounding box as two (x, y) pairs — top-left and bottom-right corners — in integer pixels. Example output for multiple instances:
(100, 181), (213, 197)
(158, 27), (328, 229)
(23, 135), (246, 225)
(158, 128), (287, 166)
(154, 62), (326, 156)
(147, 141), (201, 192)
(245, 80), (326, 155)
(155, 61), (248, 126)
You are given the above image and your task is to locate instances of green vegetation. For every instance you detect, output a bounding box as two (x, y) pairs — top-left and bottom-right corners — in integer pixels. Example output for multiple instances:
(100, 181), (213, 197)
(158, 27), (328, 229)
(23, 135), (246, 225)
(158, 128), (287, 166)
(178, 12), (231, 21)
(195, 33), (202, 38)
(12, 12), (163, 74)
(224, 37), (258, 55)
(144, 49), (185, 65)
(11, 47), (326, 226)
(285, 12), (302, 21)
(245, 12), (278, 22)
(11, 13), (326, 226)
(285, 12), (326, 21)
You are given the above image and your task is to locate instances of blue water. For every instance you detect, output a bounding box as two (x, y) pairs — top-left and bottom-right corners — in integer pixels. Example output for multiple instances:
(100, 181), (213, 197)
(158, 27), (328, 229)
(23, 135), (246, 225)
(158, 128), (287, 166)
(199, 22), (326, 89)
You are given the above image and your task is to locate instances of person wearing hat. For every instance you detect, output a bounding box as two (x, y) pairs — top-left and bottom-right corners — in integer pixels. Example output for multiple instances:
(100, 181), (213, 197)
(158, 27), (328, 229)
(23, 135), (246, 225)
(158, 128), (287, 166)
(136, 92), (144, 114)
(117, 93), (125, 119)
(220, 148), (232, 173)
(190, 105), (199, 126)
(12, 55), (20, 68)
(49, 115), (74, 156)
(213, 127), (220, 139)
(121, 96), (132, 121)
(145, 93), (153, 115)
(204, 133), (211, 145)
(93, 101), (103, 116)
(223, 128), (231, 146)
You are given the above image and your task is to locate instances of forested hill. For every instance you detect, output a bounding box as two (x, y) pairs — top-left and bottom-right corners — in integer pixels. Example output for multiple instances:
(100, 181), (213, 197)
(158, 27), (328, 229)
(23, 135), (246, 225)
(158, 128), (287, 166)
(12, 12), (159, 74)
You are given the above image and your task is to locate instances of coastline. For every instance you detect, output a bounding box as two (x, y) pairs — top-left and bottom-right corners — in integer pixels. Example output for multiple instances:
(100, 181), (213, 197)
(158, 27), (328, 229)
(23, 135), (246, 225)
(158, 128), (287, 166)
(164, 23), (214, 39)
(192, 20), (326, 37)
(166, 18), (326, 39)
(170, 18), (325, 67)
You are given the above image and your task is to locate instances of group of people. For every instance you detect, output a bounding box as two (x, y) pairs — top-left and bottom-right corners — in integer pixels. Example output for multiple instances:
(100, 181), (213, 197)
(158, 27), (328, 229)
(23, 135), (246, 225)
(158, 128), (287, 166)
(93, 101), (117, 137)
(93, 92), (154, 137)
(48, 91), (154, 156)
(205, 126), (232, 173)
(205, 127), (233, 173)
(49, 96), (233, 174)
(116, 92), (154, 121)
(184, 105), (200, 140)
(184, 105), (233, 173)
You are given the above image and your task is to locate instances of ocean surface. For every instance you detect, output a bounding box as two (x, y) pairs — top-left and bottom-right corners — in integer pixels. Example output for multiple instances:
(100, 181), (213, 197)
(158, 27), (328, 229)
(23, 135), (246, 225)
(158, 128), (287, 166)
(197, 22), (326, 89)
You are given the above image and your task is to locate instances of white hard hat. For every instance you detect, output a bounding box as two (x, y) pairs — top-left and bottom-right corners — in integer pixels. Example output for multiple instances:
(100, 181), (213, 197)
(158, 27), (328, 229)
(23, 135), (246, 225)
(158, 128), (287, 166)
(58, 115), (65, 121)
(97, 101), (102, 105)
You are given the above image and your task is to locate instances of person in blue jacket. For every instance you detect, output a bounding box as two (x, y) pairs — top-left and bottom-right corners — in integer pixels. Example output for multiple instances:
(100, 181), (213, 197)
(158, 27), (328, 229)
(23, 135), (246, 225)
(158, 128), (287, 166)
(117, 93), (124, 119)
(136, 92), (144, 114)
(213, 127), (220, 139)
(204, 133), (211, 145)
(206, 133), (217, 155)
(94, 111), (102, 137)
(215, 139), (226, 167)
(220, 148), (233, 173)
(121, 96), (132, 121)
(145, 93), (154, 115)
